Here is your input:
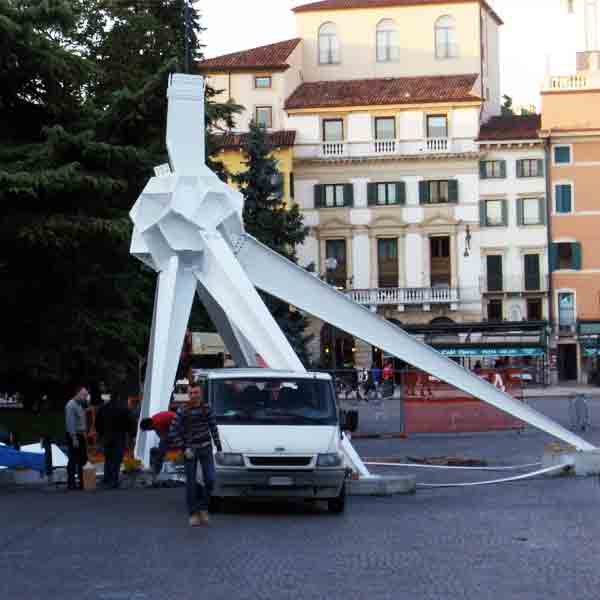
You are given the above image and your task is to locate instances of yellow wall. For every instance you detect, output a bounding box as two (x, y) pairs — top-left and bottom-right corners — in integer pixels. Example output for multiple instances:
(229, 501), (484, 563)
(295, 2), (485, 83)
(217, 146), (295, 205)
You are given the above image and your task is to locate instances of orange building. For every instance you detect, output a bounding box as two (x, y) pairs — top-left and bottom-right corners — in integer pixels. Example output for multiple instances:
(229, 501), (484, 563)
(540, 68), (600, 383)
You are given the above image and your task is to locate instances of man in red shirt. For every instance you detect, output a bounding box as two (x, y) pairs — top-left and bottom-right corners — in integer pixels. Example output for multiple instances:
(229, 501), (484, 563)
(140, 410), (177, 479)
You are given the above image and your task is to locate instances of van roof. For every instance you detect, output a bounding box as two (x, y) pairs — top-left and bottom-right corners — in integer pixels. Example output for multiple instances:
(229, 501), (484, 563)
(194, 368), (332, 381)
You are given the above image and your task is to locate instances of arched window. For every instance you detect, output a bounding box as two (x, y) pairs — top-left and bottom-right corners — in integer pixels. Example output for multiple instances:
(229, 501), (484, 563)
(319, 22), (340, 64)
(435, 15), (457, 59)
(376, 19), (399, 62)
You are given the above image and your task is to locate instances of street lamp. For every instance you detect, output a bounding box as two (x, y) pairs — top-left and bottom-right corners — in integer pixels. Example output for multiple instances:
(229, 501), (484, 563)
(464, 224), (472, 258)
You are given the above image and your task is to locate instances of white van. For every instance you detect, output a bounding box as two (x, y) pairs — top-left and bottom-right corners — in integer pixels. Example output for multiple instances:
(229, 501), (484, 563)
(196, 369), (348, 513)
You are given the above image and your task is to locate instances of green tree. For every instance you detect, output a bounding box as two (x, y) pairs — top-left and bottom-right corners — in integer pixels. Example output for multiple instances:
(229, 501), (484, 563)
(501, 94), (514, 116)
(232, 122), (313, 365)
(0, 0), (240, 393)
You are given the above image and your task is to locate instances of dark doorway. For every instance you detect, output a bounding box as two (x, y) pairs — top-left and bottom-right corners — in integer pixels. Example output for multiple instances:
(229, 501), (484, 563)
(558, 344), (578, 381)
(430, 236), (451, 286)
(486, 255), (503, 292)
(378, 238), (398, 288)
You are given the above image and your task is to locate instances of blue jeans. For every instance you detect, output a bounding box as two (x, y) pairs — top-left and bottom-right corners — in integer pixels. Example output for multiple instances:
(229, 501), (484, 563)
(184, 447), (216, 514)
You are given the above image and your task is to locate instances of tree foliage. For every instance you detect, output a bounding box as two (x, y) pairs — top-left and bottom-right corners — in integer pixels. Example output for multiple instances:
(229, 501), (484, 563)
(232, 122), (313, 365)
(0, 0), (239, 392)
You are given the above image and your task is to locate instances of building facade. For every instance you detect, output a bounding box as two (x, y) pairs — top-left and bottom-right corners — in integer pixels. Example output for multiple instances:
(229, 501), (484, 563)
(477, 115), (549, 324)
(541, 66), (600, 382)
(199, 0), (558, 369)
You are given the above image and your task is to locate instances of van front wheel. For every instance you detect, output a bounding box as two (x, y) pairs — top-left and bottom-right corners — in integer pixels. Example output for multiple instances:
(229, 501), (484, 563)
(328, 484), (346, 514)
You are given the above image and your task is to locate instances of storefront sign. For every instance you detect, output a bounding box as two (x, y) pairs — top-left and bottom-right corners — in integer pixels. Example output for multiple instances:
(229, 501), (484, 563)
(438, 347), (545, 358)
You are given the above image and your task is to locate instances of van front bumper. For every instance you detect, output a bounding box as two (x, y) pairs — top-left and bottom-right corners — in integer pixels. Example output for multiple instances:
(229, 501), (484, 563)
(214, 468), (345, 499)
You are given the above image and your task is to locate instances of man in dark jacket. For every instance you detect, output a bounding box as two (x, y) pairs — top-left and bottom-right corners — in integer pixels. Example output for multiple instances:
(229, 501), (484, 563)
(169, 384), (222, 527)
(96, 391), (136, 489)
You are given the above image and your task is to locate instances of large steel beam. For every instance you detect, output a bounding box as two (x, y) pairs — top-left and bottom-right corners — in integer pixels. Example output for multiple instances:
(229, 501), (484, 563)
(236, 235), (595, 452)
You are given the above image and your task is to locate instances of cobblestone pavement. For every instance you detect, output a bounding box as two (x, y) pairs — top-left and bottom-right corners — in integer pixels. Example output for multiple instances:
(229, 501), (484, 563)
(2, 397), (600, 600)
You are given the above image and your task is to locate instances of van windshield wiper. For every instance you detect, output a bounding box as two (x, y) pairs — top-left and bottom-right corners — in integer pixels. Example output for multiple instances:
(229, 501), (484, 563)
(266, 411), (327, 423)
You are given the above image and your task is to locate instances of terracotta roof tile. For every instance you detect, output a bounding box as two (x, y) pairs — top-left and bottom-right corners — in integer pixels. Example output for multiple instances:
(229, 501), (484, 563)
(285, 74), (480, 110)
(292, 0), (502, 24)
(214, 130), (297, 150)
(478, 114), (541, 141)
(198, 39), (301, 72)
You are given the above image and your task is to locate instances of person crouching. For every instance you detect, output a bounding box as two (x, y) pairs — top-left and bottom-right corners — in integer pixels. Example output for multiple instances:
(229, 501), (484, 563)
(139, 409), (177, 483)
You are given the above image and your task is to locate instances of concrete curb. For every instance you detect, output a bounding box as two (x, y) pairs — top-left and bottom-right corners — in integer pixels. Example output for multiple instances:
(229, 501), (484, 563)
(348, 475), (416, 496)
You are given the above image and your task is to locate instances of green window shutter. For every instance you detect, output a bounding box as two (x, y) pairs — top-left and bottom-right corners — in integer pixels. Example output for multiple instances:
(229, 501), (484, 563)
(538, 198), (546, 225)
(555, 185), (563, 213)
(344, 183), (354, 207)
(549, 243), (559, 272)
(563, 185), (572, 212)
(314, 184), (323, 208)
(479, 161), (487, 179)
(572, 242), (582, 270)
(479, 200), (487, 227)
(516, 198), (524, 226)
(367, 183), (377, 206)
(501, 198), (508, 226)
(516, 160), (524, 178)
(419, 181), (430, 205)
(500, 160), (507, 178)
(448, 179), (459, 203)
(537, 159), (545, 177)
(289, 172), (295, 199)
(396, 182), (406, 205)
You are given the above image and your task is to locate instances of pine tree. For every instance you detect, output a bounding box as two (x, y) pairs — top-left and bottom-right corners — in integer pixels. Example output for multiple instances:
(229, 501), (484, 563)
(0, 0), (240, 391)
(233, 122), (313, 365)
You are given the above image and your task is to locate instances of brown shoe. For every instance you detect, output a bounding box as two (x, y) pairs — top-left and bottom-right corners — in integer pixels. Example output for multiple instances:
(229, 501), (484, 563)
(199, 510), (210, 525)
(189, 513), (202, 527)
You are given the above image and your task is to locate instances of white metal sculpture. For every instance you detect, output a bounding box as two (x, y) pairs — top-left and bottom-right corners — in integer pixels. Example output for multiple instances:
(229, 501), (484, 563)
(131, 74), (594, 472)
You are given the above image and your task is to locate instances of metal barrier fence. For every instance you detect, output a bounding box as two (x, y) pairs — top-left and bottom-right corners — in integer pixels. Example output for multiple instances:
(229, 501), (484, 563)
(325, 368), (530, 437)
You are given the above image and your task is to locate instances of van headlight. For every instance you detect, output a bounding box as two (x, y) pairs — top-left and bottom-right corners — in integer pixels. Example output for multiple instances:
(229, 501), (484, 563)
(215, 453), (244, 467)
(317, 453), (343, 468)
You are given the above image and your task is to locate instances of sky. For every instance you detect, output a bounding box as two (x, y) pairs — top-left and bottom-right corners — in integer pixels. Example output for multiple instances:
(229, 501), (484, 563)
(199, 0), (577, 110)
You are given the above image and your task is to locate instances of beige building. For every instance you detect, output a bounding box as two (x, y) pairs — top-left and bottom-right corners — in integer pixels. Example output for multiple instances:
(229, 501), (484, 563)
(200, 0), (507, 368)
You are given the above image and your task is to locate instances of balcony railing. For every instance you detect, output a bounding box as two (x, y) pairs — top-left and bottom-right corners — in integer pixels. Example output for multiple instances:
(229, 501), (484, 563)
(425, 137), (448, 152)
(346, 286), (459, 307)
(480, 275), (549, 294)
(546, 74), (589, 91)
(295, 138), (477, 161)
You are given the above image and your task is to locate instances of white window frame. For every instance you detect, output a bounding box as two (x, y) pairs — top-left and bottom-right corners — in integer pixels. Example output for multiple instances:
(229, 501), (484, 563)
(482, 160), (504, 179)
(522, 198), (542, 225)
(435, 15), (458, 59)
(553, 144), (573, 166)
(254, 75), (272, 89)
(318, 22), (340, 65)
(254, 105), (273, 129)
(376, 19), (399, 63)
(555, 288), (577, 330)
(519, 158), (542, 178)
(553, 180), (575, 215)
(324, 184), (345, 208)
(376, 182), (398, 206)
(485, 199), (504, 227)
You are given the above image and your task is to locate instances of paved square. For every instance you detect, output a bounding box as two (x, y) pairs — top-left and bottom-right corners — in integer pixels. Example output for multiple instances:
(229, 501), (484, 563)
(2, 397), (600, 600)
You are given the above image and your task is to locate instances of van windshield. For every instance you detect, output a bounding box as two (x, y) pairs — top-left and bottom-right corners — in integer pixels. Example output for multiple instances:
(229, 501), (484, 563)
(211, 378), (337, 426)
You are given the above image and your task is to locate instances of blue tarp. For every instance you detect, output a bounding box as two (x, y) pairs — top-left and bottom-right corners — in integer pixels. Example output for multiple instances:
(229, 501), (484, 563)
(0, 444), (45, 472)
